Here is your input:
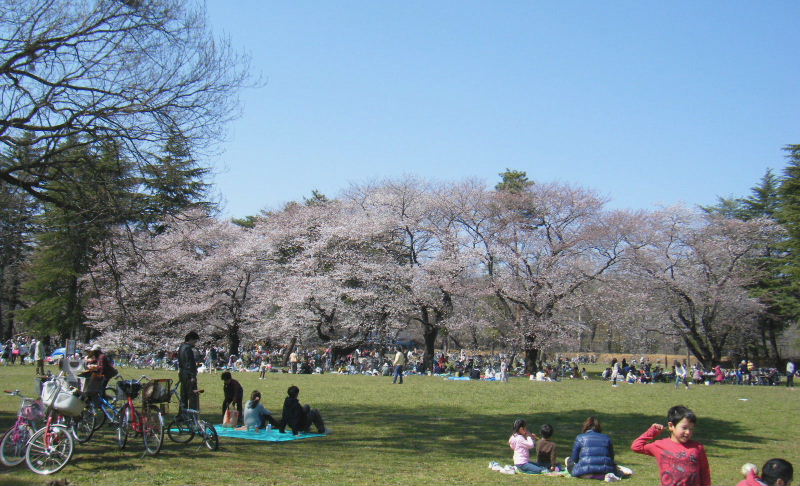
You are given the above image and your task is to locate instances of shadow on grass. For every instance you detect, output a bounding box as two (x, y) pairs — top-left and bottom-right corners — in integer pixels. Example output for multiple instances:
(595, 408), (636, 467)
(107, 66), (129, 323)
(314, 404), (762, 459)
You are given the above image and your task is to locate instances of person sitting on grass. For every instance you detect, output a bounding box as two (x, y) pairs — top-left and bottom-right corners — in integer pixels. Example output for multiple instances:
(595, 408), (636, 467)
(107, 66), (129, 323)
(237, 390), (280, 432)
(278, 385), (326, 435)
(535, 424), (560, 472)
(737, 459), (793, 486)
(508, 419), (544, 474)
(567, 416), (630, 481)
(221, 371), (243, 426)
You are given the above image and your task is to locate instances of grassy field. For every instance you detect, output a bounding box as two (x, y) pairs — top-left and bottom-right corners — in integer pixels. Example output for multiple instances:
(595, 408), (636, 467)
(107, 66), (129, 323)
(0, 364), (797, 486)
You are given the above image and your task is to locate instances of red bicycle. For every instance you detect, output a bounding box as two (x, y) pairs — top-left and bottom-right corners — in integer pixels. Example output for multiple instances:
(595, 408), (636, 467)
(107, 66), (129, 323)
(26, 373), (78, 475)
(116, 375), (164, 455)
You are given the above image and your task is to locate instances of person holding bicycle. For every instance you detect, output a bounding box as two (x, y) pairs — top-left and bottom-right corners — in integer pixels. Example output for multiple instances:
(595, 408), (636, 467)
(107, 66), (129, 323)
(85, 344), (118, 393)
(178, 331), (200, 412)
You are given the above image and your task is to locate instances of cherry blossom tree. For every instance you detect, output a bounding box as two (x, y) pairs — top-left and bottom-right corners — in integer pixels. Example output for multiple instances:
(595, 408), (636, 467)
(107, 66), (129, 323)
(251, 198), (411, 361)
(622, 207), (784, 366)
(451, 180), (634, 372)
(341, 178), (477, 371)
(87, 210), (269, 355)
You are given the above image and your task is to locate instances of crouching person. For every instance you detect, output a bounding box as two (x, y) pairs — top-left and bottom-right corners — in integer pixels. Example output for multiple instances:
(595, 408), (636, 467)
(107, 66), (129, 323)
(278, 385), (327, 435)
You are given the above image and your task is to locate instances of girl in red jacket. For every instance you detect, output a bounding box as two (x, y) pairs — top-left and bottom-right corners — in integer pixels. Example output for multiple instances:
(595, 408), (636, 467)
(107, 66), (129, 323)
(631, 405), (711, 486)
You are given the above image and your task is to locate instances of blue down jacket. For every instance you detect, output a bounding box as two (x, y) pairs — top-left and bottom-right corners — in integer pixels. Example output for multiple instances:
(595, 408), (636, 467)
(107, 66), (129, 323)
(570, 430), (616, 477)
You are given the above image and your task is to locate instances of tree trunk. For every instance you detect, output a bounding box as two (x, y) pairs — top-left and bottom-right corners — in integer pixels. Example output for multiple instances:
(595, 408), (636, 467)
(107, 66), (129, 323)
(227, 322), (240, 357)
(524, 348), (540, 374)
(768, 326), (781, 366)
(421, 322), (438, 372)
(282, 336), (297, 366)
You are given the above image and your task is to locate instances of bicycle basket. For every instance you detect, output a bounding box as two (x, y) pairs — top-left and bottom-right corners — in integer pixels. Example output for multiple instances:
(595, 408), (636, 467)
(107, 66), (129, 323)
(41, 380), (85, 417)
(116, 380), (143, 400)
(142, 379), (172, 403)
(20, 398), (45, 422)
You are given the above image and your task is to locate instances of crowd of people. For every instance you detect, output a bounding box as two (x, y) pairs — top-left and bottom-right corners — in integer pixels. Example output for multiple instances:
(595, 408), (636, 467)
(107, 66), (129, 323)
(600, 357), (797, 387)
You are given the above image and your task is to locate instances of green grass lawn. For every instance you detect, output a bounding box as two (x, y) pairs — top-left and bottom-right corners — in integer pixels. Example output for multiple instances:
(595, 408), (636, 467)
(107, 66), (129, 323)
(0, 364), (797, 486)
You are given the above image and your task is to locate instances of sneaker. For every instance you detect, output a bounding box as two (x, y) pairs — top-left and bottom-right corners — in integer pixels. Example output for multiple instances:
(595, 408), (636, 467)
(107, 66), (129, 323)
(489, 461), (502, 471)
(604, 473), (621, 482)
(617, 465), (633, 476)
(565, 457), (575, 474)
(500, 465), (517, 475)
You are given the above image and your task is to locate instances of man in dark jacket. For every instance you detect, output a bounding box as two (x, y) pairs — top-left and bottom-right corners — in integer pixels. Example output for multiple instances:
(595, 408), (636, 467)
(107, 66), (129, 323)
(177, 331), (200, 412)
(221, 371), (243, 426)
(278, 385), (326, 435)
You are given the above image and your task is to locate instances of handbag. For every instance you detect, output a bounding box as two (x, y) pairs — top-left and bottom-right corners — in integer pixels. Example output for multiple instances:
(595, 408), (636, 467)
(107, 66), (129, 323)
(223, 406), (240, 427)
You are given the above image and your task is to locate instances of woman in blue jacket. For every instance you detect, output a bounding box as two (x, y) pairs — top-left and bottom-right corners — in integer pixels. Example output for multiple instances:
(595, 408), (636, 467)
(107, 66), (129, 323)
(568, 416), (619, 480)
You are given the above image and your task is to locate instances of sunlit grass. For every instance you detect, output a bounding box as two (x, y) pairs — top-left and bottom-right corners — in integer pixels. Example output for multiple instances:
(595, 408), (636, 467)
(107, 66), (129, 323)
(0, 364), (796, 485)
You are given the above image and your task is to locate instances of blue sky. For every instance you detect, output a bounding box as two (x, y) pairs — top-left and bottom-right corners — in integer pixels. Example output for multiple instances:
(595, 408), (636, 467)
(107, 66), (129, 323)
(204, 1), (800, 218)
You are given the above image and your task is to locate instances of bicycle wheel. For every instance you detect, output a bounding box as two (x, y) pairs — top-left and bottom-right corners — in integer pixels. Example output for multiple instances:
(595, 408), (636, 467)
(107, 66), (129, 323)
(93, 401), (108, 430)
(200, 421), (218, 451)
(117, 403), (131, 449)
(25, 425), (74, 475)
(71, 405), (98, 444)
(166, 415), (194, 443)
(142, 405), (164, 455)
(0, 424), (34, 466)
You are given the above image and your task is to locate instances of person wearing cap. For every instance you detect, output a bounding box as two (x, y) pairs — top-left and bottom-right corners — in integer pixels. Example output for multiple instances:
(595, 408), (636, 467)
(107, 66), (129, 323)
(86, 344), (117, 392)
(178, 331), (200, 412)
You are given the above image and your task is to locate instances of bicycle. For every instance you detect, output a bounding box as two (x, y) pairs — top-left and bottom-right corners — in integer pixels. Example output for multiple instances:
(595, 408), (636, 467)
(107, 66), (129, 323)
(165, 383), (218, 451)
(26, 373), (78, 475)
(116, 375), (164, 455)
(0, 390), (45, 467)
(70, 375), (122, 444)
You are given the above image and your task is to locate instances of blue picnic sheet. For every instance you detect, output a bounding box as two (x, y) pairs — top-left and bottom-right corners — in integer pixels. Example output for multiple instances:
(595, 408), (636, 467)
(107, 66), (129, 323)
(214, 425), (327, 442)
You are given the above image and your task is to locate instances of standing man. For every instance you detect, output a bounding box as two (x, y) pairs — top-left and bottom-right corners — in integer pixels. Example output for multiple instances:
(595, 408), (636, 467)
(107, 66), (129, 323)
(289, 349), (299, 374)
(392, 346), (407, 384)
(33, 338), (46, 376)
(178, 331), (200, 412)
(787, 359), (796, 388)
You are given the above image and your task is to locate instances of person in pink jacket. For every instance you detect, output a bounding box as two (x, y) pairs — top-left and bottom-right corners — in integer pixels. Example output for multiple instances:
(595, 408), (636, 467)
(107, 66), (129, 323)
(508, 419), (545, 474)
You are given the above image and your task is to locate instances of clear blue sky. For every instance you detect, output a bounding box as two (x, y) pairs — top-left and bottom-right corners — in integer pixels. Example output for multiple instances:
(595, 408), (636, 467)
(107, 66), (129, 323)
(204, 1), (800, 218)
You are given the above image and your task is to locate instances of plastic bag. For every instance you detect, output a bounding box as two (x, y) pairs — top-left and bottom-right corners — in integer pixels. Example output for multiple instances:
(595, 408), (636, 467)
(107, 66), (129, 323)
(223, 406), (239, 427)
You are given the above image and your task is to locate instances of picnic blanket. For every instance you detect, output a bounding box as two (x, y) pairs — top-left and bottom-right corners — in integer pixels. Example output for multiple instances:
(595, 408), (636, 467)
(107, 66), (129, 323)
(214, 426), (327, 442)
(446, 376), (499, 381)
(489, 461), (571, 477)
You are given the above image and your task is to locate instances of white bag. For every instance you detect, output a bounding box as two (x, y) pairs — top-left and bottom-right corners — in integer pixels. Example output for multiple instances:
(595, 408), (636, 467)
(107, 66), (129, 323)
(42, 380), (85, 417)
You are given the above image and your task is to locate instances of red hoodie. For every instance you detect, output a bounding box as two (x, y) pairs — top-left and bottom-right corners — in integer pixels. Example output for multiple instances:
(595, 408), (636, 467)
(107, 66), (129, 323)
(631, 425), (711, 486)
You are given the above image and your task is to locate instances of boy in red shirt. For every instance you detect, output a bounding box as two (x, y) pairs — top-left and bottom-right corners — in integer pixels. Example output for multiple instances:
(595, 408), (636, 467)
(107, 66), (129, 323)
(631, 405), (711, 486)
